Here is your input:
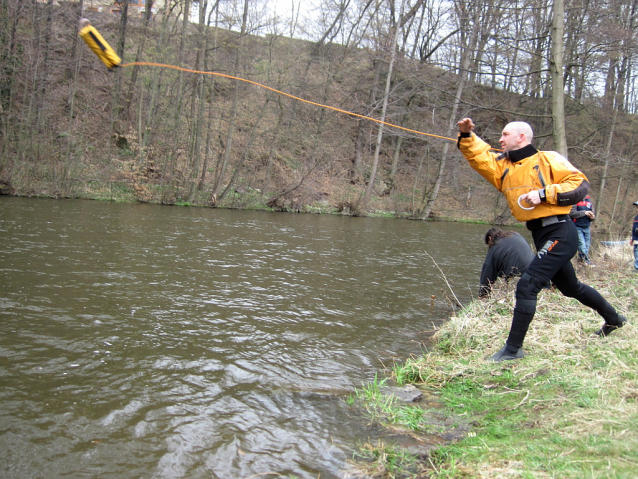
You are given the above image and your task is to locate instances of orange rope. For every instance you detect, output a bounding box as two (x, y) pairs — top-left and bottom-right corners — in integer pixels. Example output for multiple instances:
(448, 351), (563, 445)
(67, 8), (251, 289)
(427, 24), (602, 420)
(121, 61), (458, 143)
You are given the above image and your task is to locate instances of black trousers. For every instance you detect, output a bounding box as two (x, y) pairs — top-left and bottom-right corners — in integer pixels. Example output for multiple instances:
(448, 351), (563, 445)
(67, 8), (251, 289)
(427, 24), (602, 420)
(506, 217), (620, 349)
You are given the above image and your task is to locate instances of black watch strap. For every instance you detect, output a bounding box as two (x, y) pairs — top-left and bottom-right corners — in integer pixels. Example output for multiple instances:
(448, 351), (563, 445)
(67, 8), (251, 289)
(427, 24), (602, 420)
(538, 188), (546, 201)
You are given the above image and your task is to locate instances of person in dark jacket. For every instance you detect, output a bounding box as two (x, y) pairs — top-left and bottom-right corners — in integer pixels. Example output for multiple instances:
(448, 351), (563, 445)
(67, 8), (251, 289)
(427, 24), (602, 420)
(457, 118), (627, 362)
(479, 228), (534, 298)
(569, 195), (595, 264)
(631, 201), (638, 272)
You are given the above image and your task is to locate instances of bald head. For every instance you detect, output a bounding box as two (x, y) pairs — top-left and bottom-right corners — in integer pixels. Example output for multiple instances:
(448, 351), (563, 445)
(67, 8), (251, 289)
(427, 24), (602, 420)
(506, 122), (534, 142)
(500, 121), (534, 152)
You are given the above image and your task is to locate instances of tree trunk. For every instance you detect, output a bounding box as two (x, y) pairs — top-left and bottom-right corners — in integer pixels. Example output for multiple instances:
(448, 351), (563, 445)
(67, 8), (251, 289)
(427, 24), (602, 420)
(186, 0), (209, 203)
(420, 3), (479, 219)
(595, 108), (617, 224)
(218, 99), (269, 202)
(111, 1), (128, 129)
(607, 154), (627, 234)
(550, 0), (567, 155)
(61, 0), (84, 193)
(352, 58), (382, 183)
(164, 0), (191, 204)
(141, 5), (171, 154)
(212, 0), (249, 198)
(363, 0), (404, 205)
(35, 0), (54, 138)
(124, 0), (155, 116)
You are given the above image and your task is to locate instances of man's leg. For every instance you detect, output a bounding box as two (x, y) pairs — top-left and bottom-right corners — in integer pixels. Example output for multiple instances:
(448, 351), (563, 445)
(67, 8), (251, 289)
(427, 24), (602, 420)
(505, 272), (546, 347)
(634, 244), (638, 271)
(581, 226), (591, 263)
(489, 223), (576, 361)
(550, 249), (626, 336)
(551, 262), (619, 324)
(575, 227), (586, 262)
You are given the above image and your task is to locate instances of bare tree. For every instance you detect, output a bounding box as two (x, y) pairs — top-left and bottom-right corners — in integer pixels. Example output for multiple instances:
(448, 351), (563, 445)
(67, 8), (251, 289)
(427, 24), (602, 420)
(550, 0), (567, 155)
(362, 0), (405, 205)
(420, 0), (481, 219)
(211, 0), (249, 199)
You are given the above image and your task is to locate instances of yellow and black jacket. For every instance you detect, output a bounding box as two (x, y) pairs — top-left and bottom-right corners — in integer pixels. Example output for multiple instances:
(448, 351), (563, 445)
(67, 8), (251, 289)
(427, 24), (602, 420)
(458, 132), (589, 222)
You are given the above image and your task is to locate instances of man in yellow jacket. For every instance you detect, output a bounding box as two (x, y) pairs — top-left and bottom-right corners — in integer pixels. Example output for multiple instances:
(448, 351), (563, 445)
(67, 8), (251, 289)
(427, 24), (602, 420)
(457, 118), (627, 361)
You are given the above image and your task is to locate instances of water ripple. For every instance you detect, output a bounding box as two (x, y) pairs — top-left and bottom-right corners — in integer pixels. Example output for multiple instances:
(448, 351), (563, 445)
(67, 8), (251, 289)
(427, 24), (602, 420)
(0, 198), (494, 478)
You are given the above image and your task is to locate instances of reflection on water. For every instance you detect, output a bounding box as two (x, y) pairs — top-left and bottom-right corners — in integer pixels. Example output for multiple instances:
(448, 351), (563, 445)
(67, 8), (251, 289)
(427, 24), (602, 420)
(0, 197), (498, 478)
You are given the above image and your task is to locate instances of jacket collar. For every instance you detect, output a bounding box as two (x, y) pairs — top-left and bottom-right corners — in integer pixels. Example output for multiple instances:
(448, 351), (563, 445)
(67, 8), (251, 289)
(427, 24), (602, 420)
(508, 144), (538, 162)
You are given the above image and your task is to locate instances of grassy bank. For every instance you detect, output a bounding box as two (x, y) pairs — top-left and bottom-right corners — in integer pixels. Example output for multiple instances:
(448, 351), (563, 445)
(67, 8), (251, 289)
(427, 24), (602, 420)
(349, 246), (638, 478)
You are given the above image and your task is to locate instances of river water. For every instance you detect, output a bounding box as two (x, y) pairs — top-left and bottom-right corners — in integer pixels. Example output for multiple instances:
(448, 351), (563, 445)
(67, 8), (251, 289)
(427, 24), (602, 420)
(0, 197), (503, 478)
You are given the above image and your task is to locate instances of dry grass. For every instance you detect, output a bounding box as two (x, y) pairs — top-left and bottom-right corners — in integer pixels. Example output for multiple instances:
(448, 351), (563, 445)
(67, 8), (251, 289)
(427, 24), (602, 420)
(435, 243), (636, 358)
(422, 246), (638, 477)
(351, 245), (638, 478)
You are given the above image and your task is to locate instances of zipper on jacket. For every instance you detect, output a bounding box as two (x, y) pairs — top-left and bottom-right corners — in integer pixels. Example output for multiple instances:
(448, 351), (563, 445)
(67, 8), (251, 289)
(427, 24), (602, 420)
(533, 165), (547, 187)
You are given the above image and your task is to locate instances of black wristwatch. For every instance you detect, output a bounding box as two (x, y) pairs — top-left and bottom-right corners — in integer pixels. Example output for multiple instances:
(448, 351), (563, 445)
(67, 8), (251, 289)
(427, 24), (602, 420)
(538, 188), (546, 201)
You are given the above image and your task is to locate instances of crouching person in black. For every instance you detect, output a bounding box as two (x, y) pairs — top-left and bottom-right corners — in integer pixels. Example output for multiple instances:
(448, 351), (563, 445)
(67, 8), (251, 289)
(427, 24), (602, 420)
(479, 228), (534, 298)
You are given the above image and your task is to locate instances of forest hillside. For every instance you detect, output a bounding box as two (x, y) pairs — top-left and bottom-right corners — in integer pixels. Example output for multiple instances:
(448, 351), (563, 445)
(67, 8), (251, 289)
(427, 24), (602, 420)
(1, 0), (636, 238)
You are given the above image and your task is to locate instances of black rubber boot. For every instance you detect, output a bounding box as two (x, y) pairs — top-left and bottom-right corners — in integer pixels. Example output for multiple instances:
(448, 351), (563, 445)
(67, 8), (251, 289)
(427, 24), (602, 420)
(595, 315), (628, 337)
(487, 343), (525, 362)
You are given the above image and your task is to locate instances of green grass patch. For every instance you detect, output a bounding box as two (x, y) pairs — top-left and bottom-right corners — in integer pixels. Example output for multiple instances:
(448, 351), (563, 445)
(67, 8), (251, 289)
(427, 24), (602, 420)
(352, 442), (426, 479)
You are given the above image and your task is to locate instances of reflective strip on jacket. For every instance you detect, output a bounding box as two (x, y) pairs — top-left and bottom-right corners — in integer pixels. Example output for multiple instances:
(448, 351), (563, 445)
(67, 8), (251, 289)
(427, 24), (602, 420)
(458, 133), (589, 222)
